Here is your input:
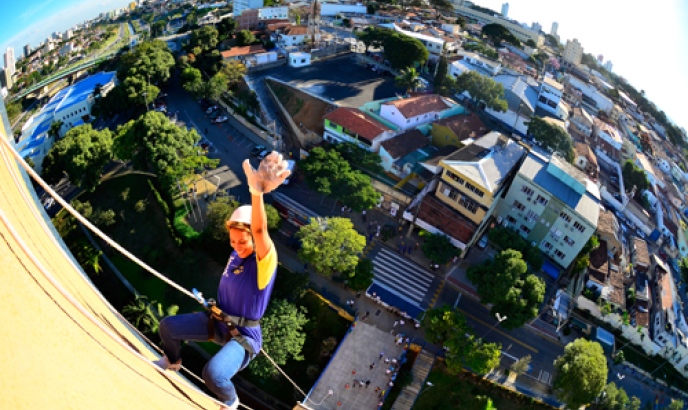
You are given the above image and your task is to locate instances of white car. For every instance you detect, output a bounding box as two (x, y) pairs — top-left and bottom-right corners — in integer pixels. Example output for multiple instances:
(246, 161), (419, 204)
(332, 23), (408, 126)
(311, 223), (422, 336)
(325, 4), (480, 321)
(212, 115), (227, 124)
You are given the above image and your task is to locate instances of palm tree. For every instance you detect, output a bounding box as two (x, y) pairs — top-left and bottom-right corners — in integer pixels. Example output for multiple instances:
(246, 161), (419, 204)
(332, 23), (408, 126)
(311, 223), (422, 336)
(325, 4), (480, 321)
(395, 67), (422, 95)
(122, 295), (179, 335)
(48, 120), (64, 140)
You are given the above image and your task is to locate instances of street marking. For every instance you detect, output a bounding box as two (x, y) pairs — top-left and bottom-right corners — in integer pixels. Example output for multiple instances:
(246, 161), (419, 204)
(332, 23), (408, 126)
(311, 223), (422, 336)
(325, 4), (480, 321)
(501, 351), (518, 361)
(457, 307), (538, 353)
(453, 292), (462, 308)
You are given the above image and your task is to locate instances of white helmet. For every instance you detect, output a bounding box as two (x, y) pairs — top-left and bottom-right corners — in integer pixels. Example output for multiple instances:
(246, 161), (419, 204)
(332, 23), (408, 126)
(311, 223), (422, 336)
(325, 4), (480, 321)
(229, 205), (252, 225)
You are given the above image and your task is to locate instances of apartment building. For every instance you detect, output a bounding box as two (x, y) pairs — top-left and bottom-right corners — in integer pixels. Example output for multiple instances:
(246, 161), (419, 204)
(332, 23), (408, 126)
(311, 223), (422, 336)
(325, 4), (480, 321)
(496, 149), (600, 268)
(452, 3), (544, 46)
(563, 38), (583, 66)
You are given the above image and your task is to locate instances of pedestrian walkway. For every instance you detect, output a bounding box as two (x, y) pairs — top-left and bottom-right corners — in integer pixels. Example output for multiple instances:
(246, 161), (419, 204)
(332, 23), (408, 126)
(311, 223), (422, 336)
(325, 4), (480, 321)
(391, 349), (435, 410)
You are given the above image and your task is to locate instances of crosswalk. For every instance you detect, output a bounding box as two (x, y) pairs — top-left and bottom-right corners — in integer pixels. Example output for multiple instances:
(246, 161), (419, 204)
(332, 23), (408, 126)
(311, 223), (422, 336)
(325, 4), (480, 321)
(371, 247), (435, 308)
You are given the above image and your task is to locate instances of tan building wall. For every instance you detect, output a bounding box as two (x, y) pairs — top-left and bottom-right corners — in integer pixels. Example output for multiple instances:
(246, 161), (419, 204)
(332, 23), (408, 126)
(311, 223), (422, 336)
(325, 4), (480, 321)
(435, 166), (493, 225)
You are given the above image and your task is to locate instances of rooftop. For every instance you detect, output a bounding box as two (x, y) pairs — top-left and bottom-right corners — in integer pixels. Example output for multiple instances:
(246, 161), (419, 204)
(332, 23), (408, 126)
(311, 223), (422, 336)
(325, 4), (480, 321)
(380, 129), (429, 159)
(283, 25), (309, 35)
(632, 237), (650, 267)
(574, 141), (598, 166)
(324, 107), (391, 142)
(588, 241), (609, 285)
(543, 76), (564, 91)
(433, 112), (487, 141)
(382, 94), (451, 119)
(441, 132), (526, 193)
(596, 209), (618, 238)
(518, 149), (600, 225)
(416, 194), (477, 244)
(608, 262), (625, 308)
(220, 44), (266, 59)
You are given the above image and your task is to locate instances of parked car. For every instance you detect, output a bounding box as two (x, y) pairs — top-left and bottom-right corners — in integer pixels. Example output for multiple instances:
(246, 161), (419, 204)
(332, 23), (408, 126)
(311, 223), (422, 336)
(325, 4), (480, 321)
(212, 115), (228, 124)
(251, 145), (266, 156)
(478, 234), (488, 249)
(205, 105), (218, 114)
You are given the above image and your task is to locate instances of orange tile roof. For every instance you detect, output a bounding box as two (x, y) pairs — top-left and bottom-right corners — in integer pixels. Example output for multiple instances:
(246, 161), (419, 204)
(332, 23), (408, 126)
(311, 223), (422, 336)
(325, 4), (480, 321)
(596, 210), (617, 237)
(574, 141), (598, 166)
(220, 44), (266, 59)
(324, 107), (391, 141)
(384, 95), (451, 119)
(658, 272), (673, 311)
(433, 112), (487, 140)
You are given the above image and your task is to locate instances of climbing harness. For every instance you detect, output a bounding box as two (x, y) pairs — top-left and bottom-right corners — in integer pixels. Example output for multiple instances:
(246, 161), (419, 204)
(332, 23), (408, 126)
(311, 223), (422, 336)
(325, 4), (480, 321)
(193, 289), (259, 355)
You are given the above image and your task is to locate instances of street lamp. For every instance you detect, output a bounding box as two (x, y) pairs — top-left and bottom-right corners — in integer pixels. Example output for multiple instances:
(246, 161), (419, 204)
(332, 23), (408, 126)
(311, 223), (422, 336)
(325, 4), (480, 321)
(418, 382), (434, 396)
(482, 313), (507, 339)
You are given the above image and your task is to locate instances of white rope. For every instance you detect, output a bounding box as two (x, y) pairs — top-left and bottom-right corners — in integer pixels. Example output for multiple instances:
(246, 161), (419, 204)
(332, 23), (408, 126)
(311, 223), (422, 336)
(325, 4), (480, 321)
(0, 137), (308, 403)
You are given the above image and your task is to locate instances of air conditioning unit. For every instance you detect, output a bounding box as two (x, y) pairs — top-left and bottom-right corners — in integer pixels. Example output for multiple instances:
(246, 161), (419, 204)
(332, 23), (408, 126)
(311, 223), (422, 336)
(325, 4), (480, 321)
(496, 216), (503, 224)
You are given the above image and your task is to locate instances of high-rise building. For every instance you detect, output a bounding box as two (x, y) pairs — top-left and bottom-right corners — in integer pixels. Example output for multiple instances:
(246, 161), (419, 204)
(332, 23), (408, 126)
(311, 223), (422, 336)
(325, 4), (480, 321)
(4, 47), (15, 76)
(604, 60), (613, 72)
(597, 54), (604, 63)
(563, 38), (583, 66)
(501, 2), (509, 18)
(550, 22), (558, 36)
(531, 22), (542, 33)
(24, 44), (31, 58)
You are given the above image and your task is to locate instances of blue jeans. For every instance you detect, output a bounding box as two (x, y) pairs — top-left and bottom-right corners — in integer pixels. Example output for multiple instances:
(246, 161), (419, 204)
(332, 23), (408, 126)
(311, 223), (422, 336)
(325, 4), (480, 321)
(159, 312), (254, 406)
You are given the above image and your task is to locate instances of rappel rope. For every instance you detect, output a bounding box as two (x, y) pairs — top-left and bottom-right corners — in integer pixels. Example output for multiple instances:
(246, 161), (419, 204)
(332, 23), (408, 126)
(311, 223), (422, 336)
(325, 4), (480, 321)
(0, 137), (307, 405)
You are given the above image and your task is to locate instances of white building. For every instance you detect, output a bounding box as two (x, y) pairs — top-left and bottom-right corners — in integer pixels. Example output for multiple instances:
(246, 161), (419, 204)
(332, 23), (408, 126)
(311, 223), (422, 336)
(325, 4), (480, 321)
(531, 22), (542, 32)
(550, 21), (558, 36)
(233, 0), (263, 16)
(15, 71), (117, 172)
(449, 51), (501, 77)
(453, 3), (544, 46)
(379, 94), (455, 131)
(501, 2), (509, 18)
(565, 75), (614, 114)
(388, 24), (458, 59)
(258, 6), (288, 20)
(320, 3), (366, 16)
(278, 25), (310, 47)
(563, 38), (583, 66)
(4, 47), (15, 76)
(288, 51), (311, 68)
(604, 60), (613, 72)
(537, 76), (565, 119)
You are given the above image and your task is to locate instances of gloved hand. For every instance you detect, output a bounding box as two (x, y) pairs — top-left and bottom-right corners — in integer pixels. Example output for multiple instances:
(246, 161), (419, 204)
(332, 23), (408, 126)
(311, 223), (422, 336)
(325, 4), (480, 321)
(242, 151), (291, 195)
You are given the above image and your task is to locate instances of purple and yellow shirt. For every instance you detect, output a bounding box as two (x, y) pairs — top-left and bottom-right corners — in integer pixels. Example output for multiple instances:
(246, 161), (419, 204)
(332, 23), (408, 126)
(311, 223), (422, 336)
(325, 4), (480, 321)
(217, 245), (277, 354)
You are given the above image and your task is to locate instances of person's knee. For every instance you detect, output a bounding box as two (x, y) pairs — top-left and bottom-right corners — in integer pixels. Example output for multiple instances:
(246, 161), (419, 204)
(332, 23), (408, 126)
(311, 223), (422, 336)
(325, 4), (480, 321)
(158, 316), (173, 337)
(203, 359), (235, 389)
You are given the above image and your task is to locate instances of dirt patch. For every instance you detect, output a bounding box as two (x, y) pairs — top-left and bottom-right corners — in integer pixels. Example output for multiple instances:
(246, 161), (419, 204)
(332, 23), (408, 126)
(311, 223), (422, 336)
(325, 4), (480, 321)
(265, 78), (336, 136)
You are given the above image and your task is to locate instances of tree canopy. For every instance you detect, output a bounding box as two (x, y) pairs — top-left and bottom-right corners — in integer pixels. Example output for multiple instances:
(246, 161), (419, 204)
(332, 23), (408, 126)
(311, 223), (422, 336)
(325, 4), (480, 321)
(527, 116), (575, 162)
(332, 142), (384, 174)
(467, 249), (545, 329)
(248, 299), (308, 378)
(114, 112), (218, 186)
(118, 40), (175, 85)
(465, 341), (501, 375)
(188, 26), (219, 52)
(395, 67), (422, 94)
(481, 23), (521, 47)
(622, 159), (650, 197)
(41, 124), (113, 192)
(597, 382), (641, 410)
(300, 147), (380, 212)
(553, 339), (608, 409)
(236, 30), (257, 46)
(454, 71), (508, 112)
(421, 232), (460, 264)
(344, 257), (374, 291)
(355, 27), (428, 69)
(204, 196), (241, 241)
(297, 217), (366, 277)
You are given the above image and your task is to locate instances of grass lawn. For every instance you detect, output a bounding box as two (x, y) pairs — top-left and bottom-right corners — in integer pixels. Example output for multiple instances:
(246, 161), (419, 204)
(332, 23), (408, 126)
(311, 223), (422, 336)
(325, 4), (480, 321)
(414, 362), (553, 410)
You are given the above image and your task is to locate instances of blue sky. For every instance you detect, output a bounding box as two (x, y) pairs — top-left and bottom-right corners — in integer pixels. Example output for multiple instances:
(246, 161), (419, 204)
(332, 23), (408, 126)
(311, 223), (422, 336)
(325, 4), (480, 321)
(1, 0), (687, 130)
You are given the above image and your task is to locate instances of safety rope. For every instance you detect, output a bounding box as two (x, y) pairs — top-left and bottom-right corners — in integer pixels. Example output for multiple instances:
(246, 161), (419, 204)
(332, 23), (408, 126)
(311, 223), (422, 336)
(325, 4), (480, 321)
(0, 137), (305, 407)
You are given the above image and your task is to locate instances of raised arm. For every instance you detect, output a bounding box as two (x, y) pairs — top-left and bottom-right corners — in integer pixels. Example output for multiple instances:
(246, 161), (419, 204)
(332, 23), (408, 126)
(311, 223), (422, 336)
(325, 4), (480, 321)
(242, 152), (291, 261)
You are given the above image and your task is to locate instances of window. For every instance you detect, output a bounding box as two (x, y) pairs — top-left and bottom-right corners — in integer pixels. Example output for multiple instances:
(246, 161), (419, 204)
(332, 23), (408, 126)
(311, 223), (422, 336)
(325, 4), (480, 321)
(550, 228), (562, 240)
(447, 172), (464, 185)
(521, 185), (534, 196)
(526, 210), (538, 222)
(513, 200), (525, 211)
(520, 224), (531, 234)
(559, 211), (572, 223)
(507, 216), (516, 224)
(465, 182), (485, 198)
(459, 195), (478, 214)
(447, 187), (459, 201)
(554, 249), (566, 259)
(563, 236), (575, 246)
(573, 221), (586, 233)
(536, 195), (548, 205)
(543, 241), (553, 250)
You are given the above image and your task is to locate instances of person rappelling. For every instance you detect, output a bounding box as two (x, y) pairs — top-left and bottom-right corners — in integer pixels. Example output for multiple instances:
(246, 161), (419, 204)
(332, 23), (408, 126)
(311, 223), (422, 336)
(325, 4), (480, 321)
(154, 152), (291, 410)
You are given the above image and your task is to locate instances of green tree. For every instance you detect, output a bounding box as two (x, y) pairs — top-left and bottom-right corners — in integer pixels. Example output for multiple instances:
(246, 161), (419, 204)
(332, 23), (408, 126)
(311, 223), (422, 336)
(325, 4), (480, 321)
(122, 295), (179, 336)
(181, 67), (205, 98)
(680, 257), (688, 284)
(395, 67), (422, 94)
(217, 17), (237, 39)
(454, 71), (508, 112)
(383, 30), (429, 69)
(525, 39), (537, 48)
(201, 72), (229, 100)
(527, 116), (575, 162)
(667, 399), (684, 410)
(428, 0), (453, 14)
(434, 55), (448, 88)
(344, 258), (374, 291)
(455, 16), (467, 27)
(481, 23), (521, 47)
(49, 120), (64, 140)
(114, 112), (218, 187)
(622, 159), (650, 197)
(467, 249), (545, 329)
(221, 60), (248, 88)
(422, 232), (460, 264)
(297, 217), (366, 277)
(466, 341), (501, 375)
(248, 299), (308, 378)
(118, 39), (175, 85)
(628, 396), (642, 410)
(272, 266), (309, 302)
(122, 75), (160, 109)
(41, 124), (113, 192)
(204, 196), (241, 241)
(189, 26), (219, 52)
(300, 147), (379, 212)
(265, 203), (281, 230)
(510, 355), (531, 375)
(422, 305), (470, 345)
(553, 339), (608, 409)
(151, 20), (167, 37)
(598, 382), (630, 410)
(332, 142), (384, 174)
(236, 29), (257, 46)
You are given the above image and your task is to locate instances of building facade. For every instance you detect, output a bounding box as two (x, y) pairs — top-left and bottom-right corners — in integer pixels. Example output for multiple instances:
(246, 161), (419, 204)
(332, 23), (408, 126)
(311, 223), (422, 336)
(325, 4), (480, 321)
(233, 0), (264, 16)
(379, 94), (454, 131)
(563, 38), (583, 66)
(323, 107), (395, 151)
(4, 47), (15, 76)
(495, 150), (600, 268)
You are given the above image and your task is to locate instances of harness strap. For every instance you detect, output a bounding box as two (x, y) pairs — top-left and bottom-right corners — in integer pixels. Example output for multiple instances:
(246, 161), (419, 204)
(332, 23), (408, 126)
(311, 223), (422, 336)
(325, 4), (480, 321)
(206, 304), (258, 356)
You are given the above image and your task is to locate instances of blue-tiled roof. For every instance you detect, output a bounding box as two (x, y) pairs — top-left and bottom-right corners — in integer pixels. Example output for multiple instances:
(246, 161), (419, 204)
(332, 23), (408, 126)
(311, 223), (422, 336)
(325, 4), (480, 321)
(54, 72), (116, 115)
(494, 74), (538, 112)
